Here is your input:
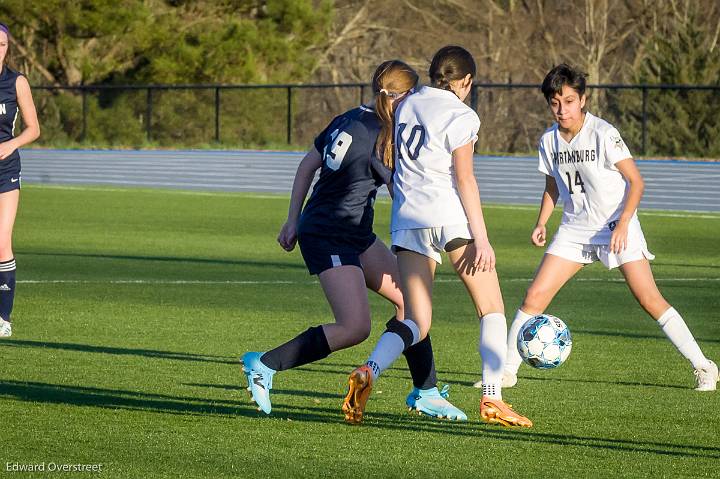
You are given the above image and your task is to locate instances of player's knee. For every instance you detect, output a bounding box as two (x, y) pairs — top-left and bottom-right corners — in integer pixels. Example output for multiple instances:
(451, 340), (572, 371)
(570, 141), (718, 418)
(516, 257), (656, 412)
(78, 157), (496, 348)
(342, 322), (371, 346)
(523, 287), (549, 312)
(0, 244), (13, 261)
(635, 291), (667, 316)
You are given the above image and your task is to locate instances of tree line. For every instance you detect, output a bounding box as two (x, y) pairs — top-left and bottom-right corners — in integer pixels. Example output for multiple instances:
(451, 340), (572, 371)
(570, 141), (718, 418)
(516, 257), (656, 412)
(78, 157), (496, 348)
(1, 0), (718, 156)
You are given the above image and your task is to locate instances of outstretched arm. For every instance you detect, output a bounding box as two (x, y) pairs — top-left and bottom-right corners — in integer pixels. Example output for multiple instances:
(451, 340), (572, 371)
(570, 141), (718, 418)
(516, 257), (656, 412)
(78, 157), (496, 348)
(277, 148), (323, 251)
(531, 174), (559, 247)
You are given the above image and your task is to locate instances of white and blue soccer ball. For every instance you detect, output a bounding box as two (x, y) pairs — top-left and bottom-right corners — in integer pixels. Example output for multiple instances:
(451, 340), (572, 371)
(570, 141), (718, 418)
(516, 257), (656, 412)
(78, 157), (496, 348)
(517, 314), (572, 369)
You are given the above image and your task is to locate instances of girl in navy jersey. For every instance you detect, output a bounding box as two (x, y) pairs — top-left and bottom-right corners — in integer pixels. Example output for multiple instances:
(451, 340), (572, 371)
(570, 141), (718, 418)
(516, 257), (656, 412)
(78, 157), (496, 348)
(501, 64), (718, 392)
(241, 61), (462, 418)
(344, 46), (532, 427)
(0, 23), (40, 338)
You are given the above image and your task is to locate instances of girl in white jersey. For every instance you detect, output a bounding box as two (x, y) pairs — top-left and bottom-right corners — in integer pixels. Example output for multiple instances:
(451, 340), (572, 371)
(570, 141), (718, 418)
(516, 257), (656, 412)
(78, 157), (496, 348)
(343, 46), (533, 427)
(501, 64), (718, 392)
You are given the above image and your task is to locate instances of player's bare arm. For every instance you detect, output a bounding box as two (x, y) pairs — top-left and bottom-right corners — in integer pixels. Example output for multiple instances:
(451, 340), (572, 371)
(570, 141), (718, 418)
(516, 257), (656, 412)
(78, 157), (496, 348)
(610, 158), (644, 254)
(277, 147), (322, 251)
(453, 141), (495, 272)
(0, 75), (39, 160)
(531, 174), (559, 247)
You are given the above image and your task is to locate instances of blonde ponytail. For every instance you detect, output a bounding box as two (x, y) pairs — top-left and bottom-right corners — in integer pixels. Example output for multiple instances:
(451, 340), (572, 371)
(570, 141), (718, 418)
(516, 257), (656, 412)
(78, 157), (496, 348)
(371, 60), (419, 170)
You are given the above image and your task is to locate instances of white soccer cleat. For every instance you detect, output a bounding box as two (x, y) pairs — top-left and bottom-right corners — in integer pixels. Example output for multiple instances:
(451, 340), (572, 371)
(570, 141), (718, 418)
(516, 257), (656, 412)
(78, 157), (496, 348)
(694, 360), (719, 392)
(0, 317), (11, 337)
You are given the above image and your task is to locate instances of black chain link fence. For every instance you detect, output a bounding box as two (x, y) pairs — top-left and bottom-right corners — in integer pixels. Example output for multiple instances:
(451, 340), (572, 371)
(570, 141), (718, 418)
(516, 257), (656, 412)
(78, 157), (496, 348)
(30, 82), (720, 157)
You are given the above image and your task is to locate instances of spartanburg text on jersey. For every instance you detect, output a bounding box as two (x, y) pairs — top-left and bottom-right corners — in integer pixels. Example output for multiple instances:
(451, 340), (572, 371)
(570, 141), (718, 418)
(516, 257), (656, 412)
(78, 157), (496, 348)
(0, 66), (22, 173)
(391, 86), (481, 231)
(539, 112), (635, 244)
(298, 106), (392, 242)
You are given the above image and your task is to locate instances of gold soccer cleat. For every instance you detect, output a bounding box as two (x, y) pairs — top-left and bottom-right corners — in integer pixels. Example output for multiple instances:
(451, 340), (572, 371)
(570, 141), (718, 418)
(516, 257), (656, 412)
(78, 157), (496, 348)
(480, 396), (533, 428)
(342, 365), (373, 424)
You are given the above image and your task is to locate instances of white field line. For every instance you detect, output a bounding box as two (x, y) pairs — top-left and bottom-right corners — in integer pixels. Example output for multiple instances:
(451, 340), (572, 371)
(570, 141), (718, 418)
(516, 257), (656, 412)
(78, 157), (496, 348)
(17, 277), (720, 285)
(21, 184), (720, 217)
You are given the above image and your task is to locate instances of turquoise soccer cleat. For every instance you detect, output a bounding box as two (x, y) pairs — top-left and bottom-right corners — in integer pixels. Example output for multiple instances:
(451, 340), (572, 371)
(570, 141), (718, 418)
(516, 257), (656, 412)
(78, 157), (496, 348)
(406, 385), (467, 421)
(240, 352), (276, 414)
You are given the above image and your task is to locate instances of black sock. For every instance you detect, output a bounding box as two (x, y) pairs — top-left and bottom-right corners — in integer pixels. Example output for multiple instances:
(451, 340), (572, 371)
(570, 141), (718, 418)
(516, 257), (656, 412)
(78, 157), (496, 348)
(260, 326), (331, 371)
(0, 258), (16, 322)
(403, 334), (437, 390)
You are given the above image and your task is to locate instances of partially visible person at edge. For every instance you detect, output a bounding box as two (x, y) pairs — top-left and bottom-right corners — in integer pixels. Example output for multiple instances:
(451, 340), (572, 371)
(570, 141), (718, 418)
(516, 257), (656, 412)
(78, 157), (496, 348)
(0, 22), (41, 338)
(343, 46), (533, 427)
(241, 60), (463, 420)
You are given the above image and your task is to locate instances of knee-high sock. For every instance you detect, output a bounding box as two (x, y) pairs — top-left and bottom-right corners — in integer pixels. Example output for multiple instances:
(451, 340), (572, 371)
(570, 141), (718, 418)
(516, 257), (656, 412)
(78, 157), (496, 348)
(479, 313), (507, 399)
(0, 258), (16, 322)
(403, 334), (437, 390)
(260, 326), (331, 371)
(504, 309), (534, 374)
(657, 307), (709, 370)
(366, 318), (420, 381)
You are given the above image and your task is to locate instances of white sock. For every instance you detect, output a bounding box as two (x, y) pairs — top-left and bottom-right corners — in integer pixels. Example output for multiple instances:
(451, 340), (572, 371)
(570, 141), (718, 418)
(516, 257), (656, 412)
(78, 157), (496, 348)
(505, 309), (534, 375)
(657, 307), (709, 370)
(479, 312), (507, 399)
(366, 319), (420, 381)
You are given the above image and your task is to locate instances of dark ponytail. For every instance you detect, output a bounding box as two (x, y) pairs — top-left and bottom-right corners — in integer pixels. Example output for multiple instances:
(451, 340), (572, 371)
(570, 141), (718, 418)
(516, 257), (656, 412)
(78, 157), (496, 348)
(429, 45), (476, 93)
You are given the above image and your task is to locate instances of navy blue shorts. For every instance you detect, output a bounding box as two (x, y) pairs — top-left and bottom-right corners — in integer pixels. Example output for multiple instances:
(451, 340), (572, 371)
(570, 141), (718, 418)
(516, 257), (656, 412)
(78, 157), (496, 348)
(0, 170), (21, 194)
(298, 233), (376, 275)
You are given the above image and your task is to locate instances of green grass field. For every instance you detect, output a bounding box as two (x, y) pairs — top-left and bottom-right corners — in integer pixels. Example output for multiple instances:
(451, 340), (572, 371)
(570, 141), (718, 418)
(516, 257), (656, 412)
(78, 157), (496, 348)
(2, 185), (719, 478)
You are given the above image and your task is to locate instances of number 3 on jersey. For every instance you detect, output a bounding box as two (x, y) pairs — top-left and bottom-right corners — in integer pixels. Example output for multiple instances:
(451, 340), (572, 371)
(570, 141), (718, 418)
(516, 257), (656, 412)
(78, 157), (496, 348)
(324, 129), (353, 171)
(565, 170), (586, 194)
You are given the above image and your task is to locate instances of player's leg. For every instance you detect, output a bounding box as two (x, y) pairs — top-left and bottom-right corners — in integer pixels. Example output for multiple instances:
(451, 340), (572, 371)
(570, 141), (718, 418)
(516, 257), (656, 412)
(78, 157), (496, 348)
(261, 264), (370, 366)
(620, 258), (717, 391)
(446, 240), (531, 427)
(0, 188), (19, 338)
(244, 264), (370, 414)
(243, 233), (374, 414)
(362, 250), (433, 381)
(360, 238), (438, 393)
(359, 237), (404, 318)
(344, 249), (434, 424)
(502, 252), (584, 383)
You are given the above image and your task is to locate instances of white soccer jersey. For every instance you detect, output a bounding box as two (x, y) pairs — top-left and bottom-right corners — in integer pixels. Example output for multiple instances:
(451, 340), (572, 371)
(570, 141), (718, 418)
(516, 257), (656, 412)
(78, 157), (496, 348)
(538, 112), (634, 244)
(391, 86), (481, 231)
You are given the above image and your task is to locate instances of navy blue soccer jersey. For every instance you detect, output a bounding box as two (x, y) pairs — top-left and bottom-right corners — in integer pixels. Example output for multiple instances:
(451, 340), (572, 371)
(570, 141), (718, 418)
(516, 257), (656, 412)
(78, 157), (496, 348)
(298, 105), (392, 241)
(0, 66), (22, 173)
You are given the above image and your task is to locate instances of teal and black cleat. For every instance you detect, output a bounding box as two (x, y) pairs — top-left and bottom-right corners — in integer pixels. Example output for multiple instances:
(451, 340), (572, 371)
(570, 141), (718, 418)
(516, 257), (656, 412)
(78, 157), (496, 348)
(240, 352), (276, 414)
(406, 385), (467, 421)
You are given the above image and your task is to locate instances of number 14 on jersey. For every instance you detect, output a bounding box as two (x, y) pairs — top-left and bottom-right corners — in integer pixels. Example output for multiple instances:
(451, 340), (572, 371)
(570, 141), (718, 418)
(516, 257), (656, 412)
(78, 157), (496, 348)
(564, 170), (586, 194)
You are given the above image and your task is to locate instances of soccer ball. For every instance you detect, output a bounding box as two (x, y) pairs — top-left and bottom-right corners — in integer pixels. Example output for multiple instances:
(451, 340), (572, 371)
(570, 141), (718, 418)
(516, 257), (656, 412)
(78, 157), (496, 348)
(517, 314), (572, 369)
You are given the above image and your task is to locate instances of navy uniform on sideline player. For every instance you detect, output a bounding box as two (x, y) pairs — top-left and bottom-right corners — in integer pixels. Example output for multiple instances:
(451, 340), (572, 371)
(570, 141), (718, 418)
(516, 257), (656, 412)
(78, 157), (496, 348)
(501, 64), (718, 392)
(344, 46), (532, 427)
(0, 22), (40, 338)
(241, 61), (463, 419)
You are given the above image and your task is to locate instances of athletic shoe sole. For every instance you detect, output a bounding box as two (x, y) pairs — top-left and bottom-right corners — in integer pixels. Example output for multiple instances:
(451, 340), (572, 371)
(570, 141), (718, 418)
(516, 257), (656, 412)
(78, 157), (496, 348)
(342, 367), (372, 424)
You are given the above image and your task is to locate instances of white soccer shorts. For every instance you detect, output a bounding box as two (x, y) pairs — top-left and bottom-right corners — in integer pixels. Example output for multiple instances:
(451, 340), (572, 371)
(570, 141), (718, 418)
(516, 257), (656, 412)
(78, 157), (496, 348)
(546, 226), (655, 269)
(391, 223), (472, 263)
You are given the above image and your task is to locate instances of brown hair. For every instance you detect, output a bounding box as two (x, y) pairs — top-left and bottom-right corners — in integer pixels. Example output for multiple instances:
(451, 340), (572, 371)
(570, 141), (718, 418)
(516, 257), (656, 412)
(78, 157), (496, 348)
(0, 23), (10, 69)
(428, 45), (476, 94)
(541, 63), (587, 103)
(372, 60), (419, 169)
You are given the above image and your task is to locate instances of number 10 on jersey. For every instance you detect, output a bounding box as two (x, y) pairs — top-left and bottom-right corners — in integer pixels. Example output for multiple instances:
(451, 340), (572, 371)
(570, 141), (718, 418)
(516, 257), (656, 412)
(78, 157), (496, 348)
(397, 123), (426, 162)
